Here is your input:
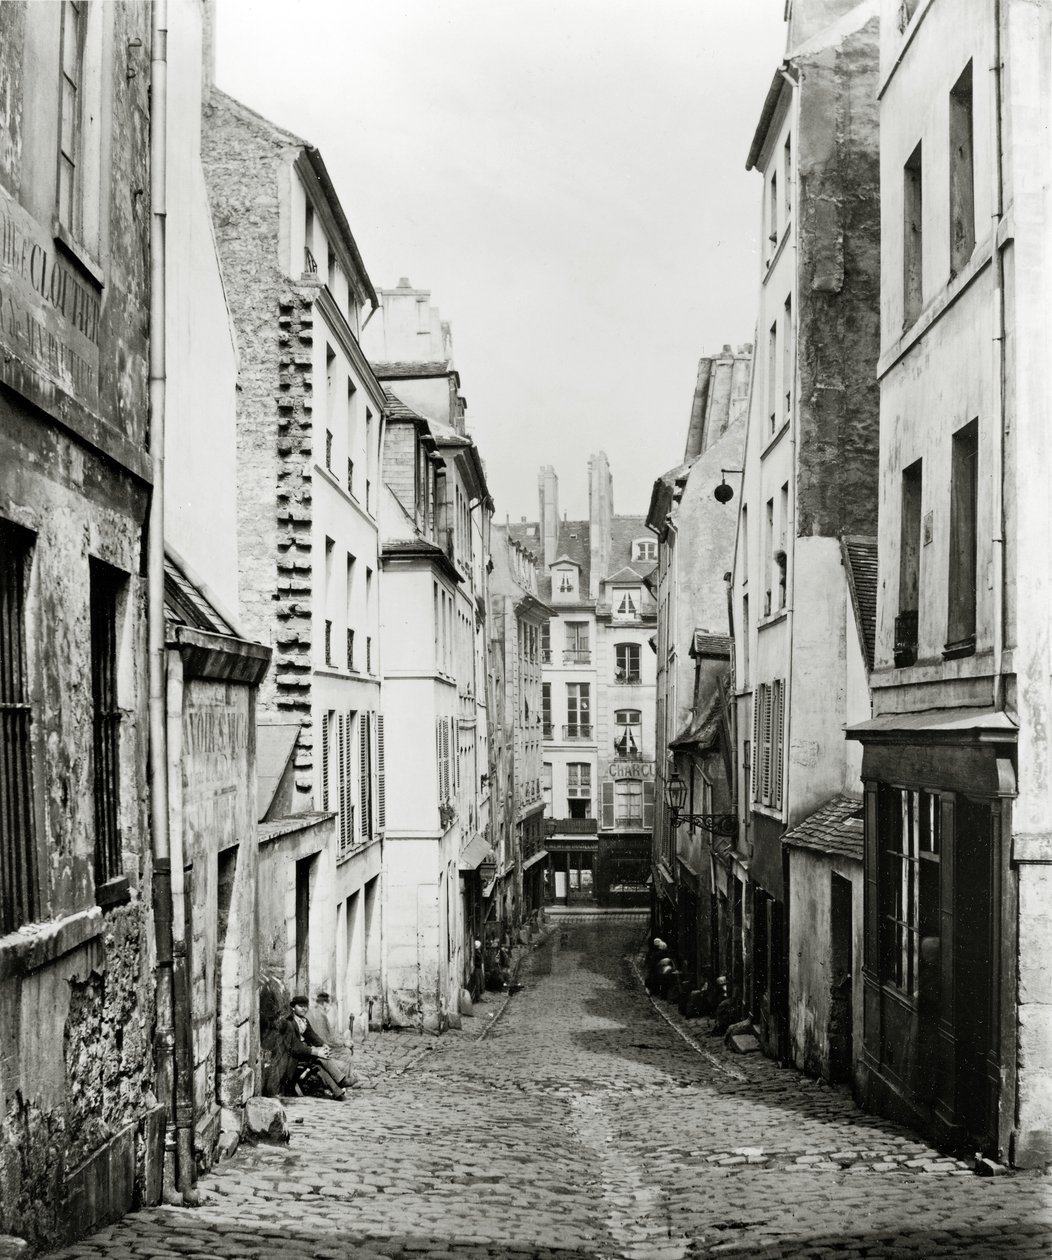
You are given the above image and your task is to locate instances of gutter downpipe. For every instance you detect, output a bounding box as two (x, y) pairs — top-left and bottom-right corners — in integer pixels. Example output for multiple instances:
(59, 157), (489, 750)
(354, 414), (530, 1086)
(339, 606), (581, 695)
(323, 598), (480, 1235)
(148, 0), (195, 1204)
(990, 0), (1006, 713)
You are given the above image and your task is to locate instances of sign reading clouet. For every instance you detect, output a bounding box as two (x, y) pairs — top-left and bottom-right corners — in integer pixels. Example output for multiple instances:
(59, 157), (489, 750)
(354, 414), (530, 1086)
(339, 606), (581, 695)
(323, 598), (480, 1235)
(0, 186), (101, 411)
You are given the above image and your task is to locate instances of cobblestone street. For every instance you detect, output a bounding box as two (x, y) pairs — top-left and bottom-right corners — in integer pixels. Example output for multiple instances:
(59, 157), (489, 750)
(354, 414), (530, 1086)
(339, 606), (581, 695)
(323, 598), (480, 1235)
(50, 921), (1052, 1260)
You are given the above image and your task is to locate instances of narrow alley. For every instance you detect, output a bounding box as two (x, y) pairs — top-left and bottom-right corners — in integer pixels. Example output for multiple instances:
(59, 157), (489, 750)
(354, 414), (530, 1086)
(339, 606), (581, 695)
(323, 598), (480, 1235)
(49, 921), (1051, 1260)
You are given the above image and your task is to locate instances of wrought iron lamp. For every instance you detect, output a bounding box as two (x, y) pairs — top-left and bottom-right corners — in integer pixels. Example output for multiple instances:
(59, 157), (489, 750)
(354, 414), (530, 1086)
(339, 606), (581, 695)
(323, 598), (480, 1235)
(664, 772), (738, 841)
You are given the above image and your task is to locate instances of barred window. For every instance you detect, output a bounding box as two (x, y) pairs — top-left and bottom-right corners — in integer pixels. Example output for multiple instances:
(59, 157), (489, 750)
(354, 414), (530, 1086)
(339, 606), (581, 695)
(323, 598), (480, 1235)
(1, 522), (38, 932)
(90, 559), (124, 890)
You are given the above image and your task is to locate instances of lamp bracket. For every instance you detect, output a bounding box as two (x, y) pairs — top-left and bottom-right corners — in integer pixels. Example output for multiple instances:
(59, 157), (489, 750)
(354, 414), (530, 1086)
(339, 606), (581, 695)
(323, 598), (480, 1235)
(668, 809), (738, 839)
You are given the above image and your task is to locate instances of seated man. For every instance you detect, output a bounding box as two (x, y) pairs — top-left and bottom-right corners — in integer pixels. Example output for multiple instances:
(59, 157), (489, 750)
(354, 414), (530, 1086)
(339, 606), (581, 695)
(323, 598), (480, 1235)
(282, 995), (346, 1100)
(308, 992), (370, 1088)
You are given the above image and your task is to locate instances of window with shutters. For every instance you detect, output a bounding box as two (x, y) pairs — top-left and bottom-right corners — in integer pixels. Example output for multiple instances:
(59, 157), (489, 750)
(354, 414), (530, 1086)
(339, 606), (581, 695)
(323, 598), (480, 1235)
(751, 681), (785, 810)
(90, 559), (125, 893)
(376, 714), (386, 831)
(615, 779), (643, 826)
(359, 711), (372, 842)
(337, 712), (356, 860)
(0, 522), (38, 933)
(599, 781), (615, 830)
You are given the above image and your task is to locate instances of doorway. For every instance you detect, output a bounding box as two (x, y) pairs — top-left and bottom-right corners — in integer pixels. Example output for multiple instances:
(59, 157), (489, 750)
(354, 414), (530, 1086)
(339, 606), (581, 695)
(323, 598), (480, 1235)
(829, 871), (853, 1084)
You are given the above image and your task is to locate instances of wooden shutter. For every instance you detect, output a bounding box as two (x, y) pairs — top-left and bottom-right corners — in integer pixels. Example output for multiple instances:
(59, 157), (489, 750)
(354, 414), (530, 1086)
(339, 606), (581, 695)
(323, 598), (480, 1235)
(376, 713), (386, 831)
(321, 713), (330, 811)
(360, 712), (370, 839)
(772, 680), (784, 809)
(600, 781), (615, 830)
(752, 689), (762, 801)
(760, 685), (773, 805)
(337, 713), (349, 851)
(436, 719), (443, 802)
(642, 780), (655, 830)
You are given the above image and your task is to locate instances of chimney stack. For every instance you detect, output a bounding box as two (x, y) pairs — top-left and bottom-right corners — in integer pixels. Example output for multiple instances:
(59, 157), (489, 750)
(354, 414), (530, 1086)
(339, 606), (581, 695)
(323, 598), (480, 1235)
(537, 466), (559, 569)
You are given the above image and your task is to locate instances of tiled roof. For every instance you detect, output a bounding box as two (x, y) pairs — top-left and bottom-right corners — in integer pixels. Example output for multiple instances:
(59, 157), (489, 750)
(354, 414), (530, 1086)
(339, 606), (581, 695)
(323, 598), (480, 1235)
(842, 536), (878, 671)
(371, 360), (452, 379)
(383, 388), (428, 423)
(692, 631), (732, 659)
(783, 794), (865, 862)
(163, 555), (234, 636)
(669, 684), (724, 753)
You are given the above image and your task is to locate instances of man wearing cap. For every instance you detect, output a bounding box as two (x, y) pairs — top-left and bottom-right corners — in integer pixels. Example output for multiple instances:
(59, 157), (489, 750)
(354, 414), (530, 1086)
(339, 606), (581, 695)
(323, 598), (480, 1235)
(282, 995), (346, 1100)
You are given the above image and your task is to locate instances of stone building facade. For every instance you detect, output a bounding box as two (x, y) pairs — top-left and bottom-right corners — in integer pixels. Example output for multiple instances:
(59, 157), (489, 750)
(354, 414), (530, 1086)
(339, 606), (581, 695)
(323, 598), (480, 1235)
(647, 345), (751, 994)
(0, 2), (162, 1246)
(367, 280), (495, 1025)
(514, 453), (655, 909)
(201, 91), (387, 1035)
(730, 0), (880, 1064)
(848, 0), (1052, 1167)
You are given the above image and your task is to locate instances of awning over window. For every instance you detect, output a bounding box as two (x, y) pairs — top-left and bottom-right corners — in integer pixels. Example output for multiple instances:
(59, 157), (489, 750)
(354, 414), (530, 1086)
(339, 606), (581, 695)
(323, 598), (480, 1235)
(459, 832), (492, 871)
(523, 849), (548, 870)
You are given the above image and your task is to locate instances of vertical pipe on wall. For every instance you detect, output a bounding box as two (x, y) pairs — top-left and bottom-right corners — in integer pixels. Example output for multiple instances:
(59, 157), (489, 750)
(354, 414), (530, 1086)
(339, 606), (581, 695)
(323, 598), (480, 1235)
(990, 0), (1006, 711)
(148, 0), (196, 1204)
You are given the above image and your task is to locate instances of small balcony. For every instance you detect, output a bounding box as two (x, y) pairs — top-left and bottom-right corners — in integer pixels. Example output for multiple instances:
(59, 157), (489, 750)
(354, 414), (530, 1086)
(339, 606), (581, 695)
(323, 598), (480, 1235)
(894, 609), (918, 668)
(563, 649), (591, 665)
(545, 817), (598, 837)
(542, 723), (553, 740)
(562, 724), (593, 740)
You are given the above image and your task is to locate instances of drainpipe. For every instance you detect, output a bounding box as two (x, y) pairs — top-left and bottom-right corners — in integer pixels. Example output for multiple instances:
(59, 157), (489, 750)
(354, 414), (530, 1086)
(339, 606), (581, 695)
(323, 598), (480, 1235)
(990, 0), (1006, 712)
(148, 0), (196, 1204)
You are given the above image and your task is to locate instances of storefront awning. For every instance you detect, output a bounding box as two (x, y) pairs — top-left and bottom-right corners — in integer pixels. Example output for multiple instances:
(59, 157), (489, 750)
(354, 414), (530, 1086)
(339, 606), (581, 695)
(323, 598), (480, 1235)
(459, 833), (491, 871)
(523, 849), (548, 871)
(846, 706), (1018, 745)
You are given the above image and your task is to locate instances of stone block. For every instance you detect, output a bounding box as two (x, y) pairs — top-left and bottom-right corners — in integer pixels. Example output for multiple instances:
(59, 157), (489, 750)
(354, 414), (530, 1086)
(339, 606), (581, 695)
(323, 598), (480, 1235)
(727, 1033), (760, 1054)
(243, 1097), (288, 1144)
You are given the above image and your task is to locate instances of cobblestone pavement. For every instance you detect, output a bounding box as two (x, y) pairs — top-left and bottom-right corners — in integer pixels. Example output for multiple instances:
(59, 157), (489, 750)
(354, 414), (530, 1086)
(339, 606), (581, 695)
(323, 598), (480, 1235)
(50, 921), (1051, 1260)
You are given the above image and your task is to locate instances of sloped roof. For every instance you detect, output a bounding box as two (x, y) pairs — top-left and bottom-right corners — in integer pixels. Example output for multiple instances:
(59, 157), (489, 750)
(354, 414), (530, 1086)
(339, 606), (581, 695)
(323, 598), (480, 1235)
(256, 724), (300, 822)
(783, 794), (865, 861)
(383, 387), (429, 424)
(607, 564), (646, 584)
(842, 536), (878, 671)
(669, 685), (724, 753)
(371, 360), (453, 379)
(164, 555), (235, 636)
(692, 632), (733, 659)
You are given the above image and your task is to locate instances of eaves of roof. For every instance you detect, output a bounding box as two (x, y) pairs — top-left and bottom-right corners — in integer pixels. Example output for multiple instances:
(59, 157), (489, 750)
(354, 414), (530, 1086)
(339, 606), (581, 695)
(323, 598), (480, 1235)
(301, 147), (377, 308)
(783, 794), (865, 862)
(746, 63), (794, 172)
(381, 538), (463, 585)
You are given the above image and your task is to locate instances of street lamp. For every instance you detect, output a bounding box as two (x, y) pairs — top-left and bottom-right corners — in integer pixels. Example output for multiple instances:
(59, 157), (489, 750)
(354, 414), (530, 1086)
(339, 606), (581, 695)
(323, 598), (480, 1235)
(663, 771), (738, 841)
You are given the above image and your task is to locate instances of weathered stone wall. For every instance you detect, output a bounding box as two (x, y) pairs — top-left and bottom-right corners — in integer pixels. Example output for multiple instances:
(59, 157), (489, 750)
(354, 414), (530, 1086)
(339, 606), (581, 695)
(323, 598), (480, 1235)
(382, 420), (418, 517)
(0, 3), (160, 1247)
(795, 16), (882, 540)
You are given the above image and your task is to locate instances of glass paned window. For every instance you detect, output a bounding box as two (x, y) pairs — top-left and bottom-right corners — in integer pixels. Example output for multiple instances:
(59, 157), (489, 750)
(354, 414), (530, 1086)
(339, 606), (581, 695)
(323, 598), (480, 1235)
(567, 763), (591, 797)
(615, 779), (643, 825)
(614, 588), (640, 619)
(615, 643), (640, 683)
(613, 709), (641, 757)
(879, 787), (941, 999)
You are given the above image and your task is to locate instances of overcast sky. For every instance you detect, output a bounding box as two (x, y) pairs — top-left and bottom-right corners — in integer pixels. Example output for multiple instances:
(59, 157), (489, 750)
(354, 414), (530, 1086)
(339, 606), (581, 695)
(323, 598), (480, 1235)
(215, 0), (786, 523)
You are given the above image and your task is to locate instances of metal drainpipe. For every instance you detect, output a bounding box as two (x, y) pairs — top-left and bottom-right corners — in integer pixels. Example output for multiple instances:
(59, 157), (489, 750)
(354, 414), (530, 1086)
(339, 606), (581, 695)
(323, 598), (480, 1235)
(990, 0), (1006, 712)
(148, 0), (196, 1204)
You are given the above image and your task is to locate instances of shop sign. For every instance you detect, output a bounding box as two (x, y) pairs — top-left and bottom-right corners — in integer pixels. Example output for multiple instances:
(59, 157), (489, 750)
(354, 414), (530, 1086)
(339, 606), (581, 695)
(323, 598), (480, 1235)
(609, 759), (654, 779)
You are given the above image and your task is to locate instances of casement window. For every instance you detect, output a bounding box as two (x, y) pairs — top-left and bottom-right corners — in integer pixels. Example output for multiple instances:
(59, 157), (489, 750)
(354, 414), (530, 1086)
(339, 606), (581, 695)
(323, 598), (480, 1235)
(599, 779), (655, 829)
(542, 763), (552, 814)
(540, 621), (551, 663)
(751, 680), (784, 810)
(90, 559), (124, 892)
(768, 171), (778, 245)
(57, 0), (103, 253)
(903, 142), (924, 327)
(613, 588), (640, 620)
(542, 683), (551, 738)
(767, 321), (778, 435)
(613, 709), (641, 758)
(614, 643), (641, 684)
(764, 499), (774, 617)
(782, 296), (792, 426)
(565, 683), (591, 739)
(564, 621), (589, 663)
(632, 540), (657, 563)
(777, 482), (788, 610)
(336, 712), (355, 859)
(0, 523), (38, 932)
(949, 62), (975, 276)
(783, 133), (792, 217)
(946, 421), (978, 657)
(557, 568), (575, 595)
(879, 787), (941, 999)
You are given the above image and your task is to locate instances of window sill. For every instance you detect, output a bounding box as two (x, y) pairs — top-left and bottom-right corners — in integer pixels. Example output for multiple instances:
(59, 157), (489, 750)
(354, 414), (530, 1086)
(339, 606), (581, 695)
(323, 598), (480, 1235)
(757, 609), (788, 631)
(761, 418), (791, 458)
(942, 636), (976, 662)
(53, 221), (105, 289)
(0, 905), (105, 982)
(96, 875), (131, 910)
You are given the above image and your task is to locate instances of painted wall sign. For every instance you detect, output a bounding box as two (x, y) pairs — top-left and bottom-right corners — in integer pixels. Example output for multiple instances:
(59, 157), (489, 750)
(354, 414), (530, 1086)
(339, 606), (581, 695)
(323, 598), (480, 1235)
(0, 187), (101, 409)
(609, 759), (655, 779)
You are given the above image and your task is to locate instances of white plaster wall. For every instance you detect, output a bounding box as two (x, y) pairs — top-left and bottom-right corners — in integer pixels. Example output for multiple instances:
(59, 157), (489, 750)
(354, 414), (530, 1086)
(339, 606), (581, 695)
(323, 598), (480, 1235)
(165, 0), (240, 612)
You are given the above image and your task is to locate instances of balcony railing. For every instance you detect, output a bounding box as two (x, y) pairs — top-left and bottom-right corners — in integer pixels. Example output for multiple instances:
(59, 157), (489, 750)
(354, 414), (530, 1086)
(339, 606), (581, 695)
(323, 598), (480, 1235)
(540, 649), (552, 664)
(563, 649), (591, 665)
(613, 670), (641, 685)
(894, 609), (919, 668)
(615, 812), (644, 827)
(543, 723), (553, 740)
(562, 724), (593, 740)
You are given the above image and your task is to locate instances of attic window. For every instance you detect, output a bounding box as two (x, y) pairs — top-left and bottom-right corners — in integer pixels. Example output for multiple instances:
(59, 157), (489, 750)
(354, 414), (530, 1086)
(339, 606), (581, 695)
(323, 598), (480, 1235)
(633, 539), (657, 563)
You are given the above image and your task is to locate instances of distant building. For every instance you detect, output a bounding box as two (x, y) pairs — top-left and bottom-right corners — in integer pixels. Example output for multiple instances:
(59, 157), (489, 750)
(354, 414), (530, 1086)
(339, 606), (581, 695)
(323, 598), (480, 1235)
(848, 0), (1052, 1166)
(512, 454), (655, 909)
(489, 528), (553, 923)
(201, 91), (386, 1035)
(730, 0), (881, 1065)
(646, 344), (751, 994)
(0, 2), (160, 1246)
(368, 280), (495, 1026)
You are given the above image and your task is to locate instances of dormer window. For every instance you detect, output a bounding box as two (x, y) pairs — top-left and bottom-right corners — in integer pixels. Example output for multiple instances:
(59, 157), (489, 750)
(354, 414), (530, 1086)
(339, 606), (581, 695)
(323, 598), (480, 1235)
(613, 587), (640, 620)
(633, 539), (657, 563)
(552, 562), (579, 601)
(559, 572), (572, 593)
